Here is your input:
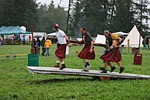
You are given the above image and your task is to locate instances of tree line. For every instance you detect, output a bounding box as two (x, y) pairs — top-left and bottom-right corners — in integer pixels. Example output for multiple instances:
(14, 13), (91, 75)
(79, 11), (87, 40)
(0, 0), (67, 33)
(69, 0), (150, 37)
(0, 0), (150, 37)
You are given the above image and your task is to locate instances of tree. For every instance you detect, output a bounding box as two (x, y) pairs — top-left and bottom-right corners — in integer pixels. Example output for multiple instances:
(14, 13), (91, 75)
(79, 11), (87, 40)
(133, 0), (150, 37)
(36, 1), (67, 33)
(80, 0), (110, 36)
(36, 4), (49, 31)
(68, 0), (111, 36)
(0, 0), (38, 31)
(110, 0), (134, 32)
(68, 0), (82, 37)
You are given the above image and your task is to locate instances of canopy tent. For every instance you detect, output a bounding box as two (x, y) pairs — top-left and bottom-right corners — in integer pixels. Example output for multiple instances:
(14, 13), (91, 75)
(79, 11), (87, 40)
(121, 25), (143, 47)
(0, 26), (31, 35)
(95, 34), (106, 44)
(113, 31), (128, 36)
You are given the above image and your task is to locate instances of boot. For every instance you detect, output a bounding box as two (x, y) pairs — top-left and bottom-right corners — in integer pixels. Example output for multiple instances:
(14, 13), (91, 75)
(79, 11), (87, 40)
(101, 68), (107, 73)
(82, 65), (89, 72)
(119, 67), (124, 73)
(110, 66), (116, 72)
(100, 67), (105, 70)
(59, 64), (66, 70)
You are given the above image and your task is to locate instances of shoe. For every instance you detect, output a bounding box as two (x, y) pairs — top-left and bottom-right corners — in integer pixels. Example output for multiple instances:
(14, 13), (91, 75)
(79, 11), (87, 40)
(101, 68), (107, 73)
(82, 65), (89, 72)
(54, 63), (59, 68)
(119, 67), (124, 73)
(100, 67), (105, 70)
(59, 64), (66, 70)
(86, 65), (91, 70)
(110, 66), (116, 72)
(82, 69), (89, 72)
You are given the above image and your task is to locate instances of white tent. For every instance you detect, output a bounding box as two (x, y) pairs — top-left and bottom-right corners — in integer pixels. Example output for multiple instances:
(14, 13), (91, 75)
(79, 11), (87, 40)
(95, 34), (106, 44)
(47, 32), (56, 37)
(33, 32), (46, 41)
(113, 31), (128, 36)
(121, 25), (143, 47)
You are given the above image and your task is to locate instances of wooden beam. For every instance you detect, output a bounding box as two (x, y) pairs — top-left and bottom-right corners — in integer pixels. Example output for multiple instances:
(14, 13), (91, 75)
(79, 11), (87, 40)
(27, 66), (150, 80)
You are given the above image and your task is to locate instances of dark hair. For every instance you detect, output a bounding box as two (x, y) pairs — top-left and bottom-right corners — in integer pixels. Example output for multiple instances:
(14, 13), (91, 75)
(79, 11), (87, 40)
(80, 27), (87, 32)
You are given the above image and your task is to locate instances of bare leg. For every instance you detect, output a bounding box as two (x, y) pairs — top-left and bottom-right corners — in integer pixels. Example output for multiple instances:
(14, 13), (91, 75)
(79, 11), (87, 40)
(117, 61), (124, 73)
(83, 59), (88, 65)
(100, 62), (108, 73)
(55, 56), (61, 62)
(108, 62), (113, 67)
(108, 62), (116, 72)
(116, 61), (122, 68)
(104, 62), (108, 69)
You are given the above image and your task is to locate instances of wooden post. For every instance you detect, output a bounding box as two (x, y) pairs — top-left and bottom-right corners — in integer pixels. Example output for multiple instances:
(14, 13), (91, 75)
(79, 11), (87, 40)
(127, 39), (130, 53)
(31, 23), (35, 54)
(138, 35), (141, 53)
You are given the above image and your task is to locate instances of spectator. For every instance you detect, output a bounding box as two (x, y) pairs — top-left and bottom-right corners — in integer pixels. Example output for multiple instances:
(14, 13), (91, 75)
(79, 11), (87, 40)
(44, 38), (52, 57)
(35, 38), (41, 54)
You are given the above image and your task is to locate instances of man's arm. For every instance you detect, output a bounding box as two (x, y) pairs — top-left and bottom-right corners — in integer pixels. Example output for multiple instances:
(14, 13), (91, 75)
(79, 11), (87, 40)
(64, 35), (70, 44)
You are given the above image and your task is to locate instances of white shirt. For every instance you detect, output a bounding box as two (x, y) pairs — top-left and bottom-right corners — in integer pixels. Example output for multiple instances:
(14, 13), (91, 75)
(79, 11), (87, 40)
(56, 29), (67, 44)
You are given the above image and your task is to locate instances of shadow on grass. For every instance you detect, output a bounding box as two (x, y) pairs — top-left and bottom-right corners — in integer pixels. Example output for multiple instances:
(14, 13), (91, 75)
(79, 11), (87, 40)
(27, 77), (96, 84)
(27, 76), (144, 85)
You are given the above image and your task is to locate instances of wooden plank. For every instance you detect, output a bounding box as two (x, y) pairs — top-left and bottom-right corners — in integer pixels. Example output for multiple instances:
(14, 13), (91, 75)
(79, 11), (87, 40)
(27, 66), (150, 80)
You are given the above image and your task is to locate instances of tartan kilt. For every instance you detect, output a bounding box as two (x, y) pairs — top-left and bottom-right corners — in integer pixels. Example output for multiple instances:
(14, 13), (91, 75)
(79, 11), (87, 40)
(78, 46), (95, 60)
(55, 44), (67, 58)
(100, 51), (117, 62)
(114, 48), (122, 62)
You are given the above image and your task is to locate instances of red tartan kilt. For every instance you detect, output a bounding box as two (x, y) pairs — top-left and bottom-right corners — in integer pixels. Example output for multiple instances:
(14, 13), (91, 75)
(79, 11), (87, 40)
(100, 51), (116, 62)
(55, 44), (67, 58)
(114, 48), (122, 62)
(78, 46), (95, 60)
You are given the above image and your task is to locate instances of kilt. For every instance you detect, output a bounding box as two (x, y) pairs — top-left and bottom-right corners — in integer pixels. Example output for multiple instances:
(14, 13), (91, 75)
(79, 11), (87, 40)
(78, 46), (95, 60)
(114, 48), (122, 62)
(100, 51), (117, 62)
(55, 44), (67, 58)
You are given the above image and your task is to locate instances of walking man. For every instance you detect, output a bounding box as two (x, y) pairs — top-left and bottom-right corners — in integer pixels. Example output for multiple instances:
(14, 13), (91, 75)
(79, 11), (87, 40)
(53, 24), (70, 70)
(78, 27), (95, 71)
(100, 30), (124, 73)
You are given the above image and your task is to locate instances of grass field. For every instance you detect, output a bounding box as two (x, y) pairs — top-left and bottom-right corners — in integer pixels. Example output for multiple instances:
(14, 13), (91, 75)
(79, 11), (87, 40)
(0, 44), (150, 100)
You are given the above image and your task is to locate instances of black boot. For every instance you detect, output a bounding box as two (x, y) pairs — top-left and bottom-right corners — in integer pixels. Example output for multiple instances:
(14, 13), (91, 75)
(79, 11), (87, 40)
(110, 66), (116, 72)
(101, 68), (107, 73)
(100, 67), (105, 70)
(119, 67), (124, 73)
(59, 64), (66, 70)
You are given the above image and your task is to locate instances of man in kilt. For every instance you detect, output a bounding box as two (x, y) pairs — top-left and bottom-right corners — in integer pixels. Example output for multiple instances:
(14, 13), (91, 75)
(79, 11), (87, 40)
(78, 27), (95, 71)
(53, 24), (70, 70)
(100, 30), (124, 73)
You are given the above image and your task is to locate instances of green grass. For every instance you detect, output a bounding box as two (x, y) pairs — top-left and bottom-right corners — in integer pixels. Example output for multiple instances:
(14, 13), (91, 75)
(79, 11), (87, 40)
(0, 45), (150, 100)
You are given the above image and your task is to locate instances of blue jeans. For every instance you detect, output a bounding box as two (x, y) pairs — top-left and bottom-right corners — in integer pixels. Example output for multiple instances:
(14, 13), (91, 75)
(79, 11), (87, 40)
(46, 48), (50, 56)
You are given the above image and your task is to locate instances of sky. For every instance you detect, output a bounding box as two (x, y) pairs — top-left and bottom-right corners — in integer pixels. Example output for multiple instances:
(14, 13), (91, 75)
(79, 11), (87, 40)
(36, 0), (69, 10)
